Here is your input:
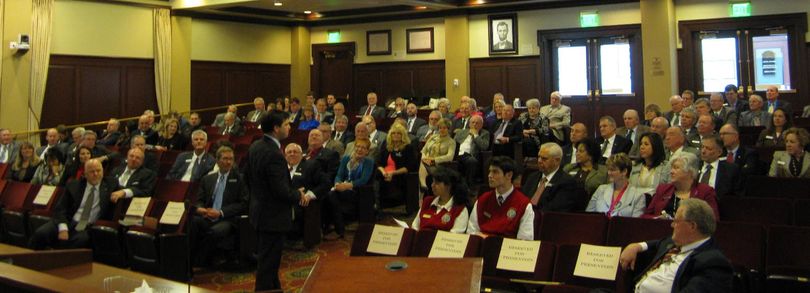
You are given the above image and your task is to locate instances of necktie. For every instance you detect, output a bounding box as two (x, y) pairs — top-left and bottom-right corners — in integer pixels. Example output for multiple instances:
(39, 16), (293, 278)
(336, 132), (342, 140)
(308, 149), (317, 159)
(119, 168), (132, 187)
(462, 118), (468, 129)
(531, 177), (547, 206)
(0, 145), (6, 163)
(191, 156), (201, 181)
(768, 103), (774, 114)
(494, 121), (507, 140)
(365, 106), (373, 116)
(672, 114), (680, 127)
(222, 126), (229, 135)
(789, 156), (802, 177)
(497, 195), (505, 205)
(407, 118), (414, 132)
(648, 246), (681, 272)
(601, 139), (609, 155)
(253, 112), (261, 122)
(700, 164), (712, 184)
(76, 186), (97, 232)
(316, 113), (321, 121)
(726, 151), (734, 163)
(627, 129), (634, 143)
(212, 174), (226, 211)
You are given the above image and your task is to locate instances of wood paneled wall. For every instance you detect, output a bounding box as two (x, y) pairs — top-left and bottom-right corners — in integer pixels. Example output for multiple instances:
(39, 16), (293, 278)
(42, 55), (158, 129)
(190, 61), (290, 123)
(470, 56), (542, 108)
(352, 60), (444, 112)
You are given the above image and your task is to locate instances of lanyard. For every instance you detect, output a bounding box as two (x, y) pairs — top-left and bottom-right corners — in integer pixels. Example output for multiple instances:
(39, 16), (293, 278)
(606, 183), (629, 217)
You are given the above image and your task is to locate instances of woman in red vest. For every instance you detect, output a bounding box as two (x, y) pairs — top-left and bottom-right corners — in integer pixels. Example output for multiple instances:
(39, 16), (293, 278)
(411, 166), (470, 233)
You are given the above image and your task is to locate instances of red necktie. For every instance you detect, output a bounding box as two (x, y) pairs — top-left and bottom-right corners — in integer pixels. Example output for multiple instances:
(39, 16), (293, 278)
(365, 106), (373, 116)
(726, 152), (734, 163)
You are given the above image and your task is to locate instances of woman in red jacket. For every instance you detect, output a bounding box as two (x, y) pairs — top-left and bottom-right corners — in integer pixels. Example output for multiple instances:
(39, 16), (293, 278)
(642, 152), (719, 220)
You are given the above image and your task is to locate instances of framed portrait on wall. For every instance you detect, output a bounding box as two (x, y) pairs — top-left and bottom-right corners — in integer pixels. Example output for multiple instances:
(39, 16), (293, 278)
(367, 30), (391, 55)
(489, 14), (518, 55)
(406, 27), (434, 53)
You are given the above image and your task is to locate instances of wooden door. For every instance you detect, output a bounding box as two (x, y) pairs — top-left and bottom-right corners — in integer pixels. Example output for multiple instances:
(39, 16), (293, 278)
(312, 42), (355, 111)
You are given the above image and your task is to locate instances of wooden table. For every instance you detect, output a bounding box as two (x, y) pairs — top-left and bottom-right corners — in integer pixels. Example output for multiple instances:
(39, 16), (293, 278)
(302, 256), (483, 293)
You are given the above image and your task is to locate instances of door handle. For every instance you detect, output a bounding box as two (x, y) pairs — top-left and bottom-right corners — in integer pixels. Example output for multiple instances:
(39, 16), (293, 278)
(595, 90), (601, 102)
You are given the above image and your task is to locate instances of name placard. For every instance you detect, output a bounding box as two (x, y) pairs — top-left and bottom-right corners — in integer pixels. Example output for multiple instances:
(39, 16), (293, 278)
(496, 238), (541, 272)
(32, 185), (57, 206)
(159, 201), (185, 225)
(126, 197), (151, 217)
(573, 244), (622, 281)
(428, 230), (470, 258)
(366, 224), (405, 255)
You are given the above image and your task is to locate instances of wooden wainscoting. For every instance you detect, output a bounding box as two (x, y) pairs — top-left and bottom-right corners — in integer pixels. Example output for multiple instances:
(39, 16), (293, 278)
(191, 61), (290, 122)
(470, 56), (542, 108)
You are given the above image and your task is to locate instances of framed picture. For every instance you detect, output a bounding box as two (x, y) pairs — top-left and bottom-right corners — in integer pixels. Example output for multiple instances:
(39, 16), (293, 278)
(488, 14), (518, 55)
(366, 30), (391, 55)
(406, 27), (434, 53)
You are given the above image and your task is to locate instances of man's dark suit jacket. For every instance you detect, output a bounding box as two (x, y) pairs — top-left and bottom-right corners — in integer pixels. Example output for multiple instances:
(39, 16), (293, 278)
(290, 159), (330, 201)
(522, 170), (584, 212)
(131, 128), (158, 145)
(561, 143), (577, 166)
(245, 135), (299, 232)
(166, 151), (216, 182)
(219, 123), (245, 136)
(728, 100), (749, 114)
(406, 116), (427, 136)
(635, 237), (733, 292)
(729, 146), (760, 177)
(702, 161), (742, 198)
(195, 170), (249, 224)
(489, 118), (523, 158)
(181, 124), (204, 138)
(288, 110), (303, 126)
(53, 177), (118, 228)
(97, 131), (121, 146)
(596, 135), (633, 158)
(334, 130), (354, 147)
(452, 116), (472, 132)
(66, 145), (119, 169)
(358, 105), (386, 119)
(109, 165), (157, 197)
(308, 147), (340, 183)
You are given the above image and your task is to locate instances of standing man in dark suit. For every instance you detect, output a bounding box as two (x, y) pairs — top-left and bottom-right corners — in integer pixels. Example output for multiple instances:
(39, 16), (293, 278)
(405, 103), (427, 137)
(30, 159), (118, 249)
(719, 124), (760, 177)
(192, 146), (248, 267)
(166, 130), (215, 182)
(246, 97), (268, 123)
(109, 148), (157, 202)
(306, 128), (340, 183)
(358, 92), (386, 119)
(596, 116), (632, 162)
(454, 115), (490, 184)
(619, 199), (733, 292)
(698, 136), (742, 198)
(245, 111), (311, 291)
(490, 104), (523, 159)
(522, 143), (584, 211)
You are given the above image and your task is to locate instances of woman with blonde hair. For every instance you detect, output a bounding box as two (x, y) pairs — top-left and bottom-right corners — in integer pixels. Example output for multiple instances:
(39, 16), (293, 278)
(155, 117), (188, 151)
(377, 123), (416, 206)
(6, 141), (42, 182)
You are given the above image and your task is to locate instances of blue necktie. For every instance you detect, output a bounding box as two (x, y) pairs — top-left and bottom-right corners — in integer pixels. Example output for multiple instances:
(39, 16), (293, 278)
(212, 173), (226, 211)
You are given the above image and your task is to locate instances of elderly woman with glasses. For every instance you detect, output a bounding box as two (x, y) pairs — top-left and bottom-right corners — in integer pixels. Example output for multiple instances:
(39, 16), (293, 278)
(769, 127), (810, 178)
(642, 152), (718, 220)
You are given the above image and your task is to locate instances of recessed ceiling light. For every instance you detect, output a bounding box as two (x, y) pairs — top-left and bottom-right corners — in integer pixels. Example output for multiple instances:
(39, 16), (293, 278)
(274, 1), (282, 6)
(304, 10), (312, 14)
(415, 6), (427, 10)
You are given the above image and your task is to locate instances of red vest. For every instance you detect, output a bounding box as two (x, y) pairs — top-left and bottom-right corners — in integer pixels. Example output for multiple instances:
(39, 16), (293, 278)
(418, 196), (466, 231)
(476, 189), (529, 238)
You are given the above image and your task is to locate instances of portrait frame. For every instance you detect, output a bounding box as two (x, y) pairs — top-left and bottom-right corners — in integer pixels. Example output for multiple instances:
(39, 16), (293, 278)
(366, 30), (391, 56)
(488, 13), (518, 55)
(406, 27), (434, 53)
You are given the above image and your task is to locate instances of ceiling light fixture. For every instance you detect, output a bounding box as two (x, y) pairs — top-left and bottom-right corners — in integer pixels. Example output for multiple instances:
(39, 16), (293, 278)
(274, 1), (282, 6)
(304, 10), (312, 14)
(415, 6), (427, 10)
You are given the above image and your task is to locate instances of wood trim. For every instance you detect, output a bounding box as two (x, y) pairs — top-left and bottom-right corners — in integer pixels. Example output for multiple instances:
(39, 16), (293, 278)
(469, 56), (542, 107)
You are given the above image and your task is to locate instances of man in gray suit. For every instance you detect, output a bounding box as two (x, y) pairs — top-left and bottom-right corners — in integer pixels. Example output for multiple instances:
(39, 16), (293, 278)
(405, 103), (427, 136)
(245, 97), (267, 123)
(709, 93), (737, 127)
(665, 126), (699, 160)
(454, 115), (491, 184)
(739, 94), (771, 127)
(617, 109), (651, 159)
(362, 115), (386, 149)
(358, 92), (386, 119)
(0, 128), (19, 164)
(416, 111), (442, 143)
(212, 105), (241, 128)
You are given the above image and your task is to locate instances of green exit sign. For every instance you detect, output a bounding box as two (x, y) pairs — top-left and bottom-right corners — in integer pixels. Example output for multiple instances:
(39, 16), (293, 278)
(327, 30), (341, 43)
(730, 2), (751, 17)
(580, 11), (599, 27)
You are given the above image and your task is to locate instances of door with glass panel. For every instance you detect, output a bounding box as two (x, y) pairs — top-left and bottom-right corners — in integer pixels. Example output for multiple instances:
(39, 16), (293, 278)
(680, 14), (806, 116)
(539, 25), (643, 134)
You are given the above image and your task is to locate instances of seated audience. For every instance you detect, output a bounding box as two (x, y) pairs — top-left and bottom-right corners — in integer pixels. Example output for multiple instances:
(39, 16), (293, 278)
(314, 98), (333, 124)
(419, 118), (456, 191)
(709, 92), (737, 127)
(376, 124), (416, 206)
(438, 98), (454, 121)
(306, 128), (340, 183)
(363, 115), (386, 149)
(246, 97), (268, 123)
(650, 117), (669, 139)
(718, 123), (759, 177)
(326, 138), (374, 240)
(167, 130), (216, 182)
(738, 94), (770, 127)
(31, 148), (66, 186)
(318, 124), (345, 157)
(698, 135), (742, 198)
(37, 128), (63, 160)
(155, 117), (188, 151)
(665, 95), (684, 127)
(181, 112), (205, 137)
(690, 114), (717, 148)
(643, 104), (662, 127)
(482, 93), (505, 122)
(665, 126), (699, 161)
(330, 102), (347, 130)
(597, 115), (633, 162)
(756, 108), (791, 148)
(562, 123), (588, 166)
(765, 85), (792, 114)
(358, 92), (386, 119)
(519, 98), (550, 157)
(326, 94), (337, 113)
(109, 148), (157, 202)
(467, 156), (534, 240)
(454, 115), (491, 184)
(630, 132), (669, 194)
(563, 138), (607, 196)
(679, 108), (698, 140)
(587, 153), (646, 217)
(212, 105), (241, 128)
(0, 128), (19, 164)
(490, 104), (522, 159)
(619, 199), (733, 292)
(769, 127), (810, 178)
(287, 98), (303, 125)
(485, 100), (505, 129)
(345, 121), (378, 163)
(618, 109), (651, 158)
(297, 106), (320, 131)
(6, 141), (42, 182)
(30, 159), (118, 249)
(192, 146), (248, 267)
(332, 114), (353, 147)
(129, 135), (159, 173)
(220, 112), (244, 136)
(412, 167), (469, 233)
(388, 97), (407, 118)
(539, 91), (572, 144)
(681, 90), (696, 109)
(405, 102), (427, 136)
(132, 114), (158, 145)
(97, 119), (121, 146)
(416, 111), (441, 142)
(523, 143), (582, 211)
(61, 145), (92, 185)
(725, 84), (748, 113)
(642, 152), (719, 220)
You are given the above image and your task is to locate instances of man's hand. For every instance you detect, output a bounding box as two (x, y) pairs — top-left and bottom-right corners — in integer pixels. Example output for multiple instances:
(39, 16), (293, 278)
(205, 209), (222, 220)
(58, 230), (69, 241)
(110, 190), (126, 203)
(196, 207), (207, 216)
(299, 190), (311, 207)
(619, 243), (642, 270)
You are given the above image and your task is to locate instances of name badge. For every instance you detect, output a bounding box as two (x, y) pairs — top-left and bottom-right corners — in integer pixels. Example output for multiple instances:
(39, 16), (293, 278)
(766, 135), (774, 140)
(569, 171), (578, 175)
(422, 213), (432, 219)
(185, 159), (192, 163)
(293, 172), (302, 176)
(228, 179), (237, 182)
(691, 140), (700, 144)
(777, 161), (786, 165)
(131, 181), (139, 185)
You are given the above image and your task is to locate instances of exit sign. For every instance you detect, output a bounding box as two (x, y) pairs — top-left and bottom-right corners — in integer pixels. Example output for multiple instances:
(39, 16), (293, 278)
(730, 2), (751, 17)
(580, 11), (599, 28)
(327, 30), (341, 43)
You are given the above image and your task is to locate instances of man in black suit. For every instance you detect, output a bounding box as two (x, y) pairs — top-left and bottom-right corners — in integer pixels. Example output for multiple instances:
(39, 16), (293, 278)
(285, 143), (329, 237)
(166, 130), (215, 182)
(619, 198), (733, 292)
(562, 123), (588, 166)
(358, 92), (386, 119)
(490, 104), (523, 159)
(181, 112), (205, 137)
(288, 98), (303, 126)
(192, 146), (248, 267)
(405, 103), (427, 136)
(132, 114), (158, 145)
(724, 84), (749, 114)
(30, 159), (118, 249)
(37, 128), (63, 160)
(454, 115), (490, 184)
(332, 115), (354, 146)
(306, 128), (340, 183)
(109, 148), (157, 202)
(245, 111), (311, 291)
(68, 131), (119, 169)
(452, 101), (474, 134)
(699, 136), (741, 198)
(596, 116), (632, 162)
(96, 119), (121, 146)
(719, 124), (760, 177)
(128, 135), (159, 173)
(522, 143), (584, 211)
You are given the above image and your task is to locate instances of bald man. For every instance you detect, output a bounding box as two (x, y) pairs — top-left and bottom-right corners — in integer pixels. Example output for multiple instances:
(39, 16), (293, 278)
(562, 123), (588, 166)
(617, 109), (652, 158)
(665, 95), (684, 127)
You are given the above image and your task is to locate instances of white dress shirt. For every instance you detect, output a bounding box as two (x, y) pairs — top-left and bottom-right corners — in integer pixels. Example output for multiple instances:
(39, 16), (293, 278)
(636, 237), (711, 293)
(467, 185), (535, 240)
(59, 183), (101, 232)
(411, 197), (469, 234)
(181, 151), (205, 182)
